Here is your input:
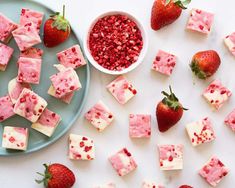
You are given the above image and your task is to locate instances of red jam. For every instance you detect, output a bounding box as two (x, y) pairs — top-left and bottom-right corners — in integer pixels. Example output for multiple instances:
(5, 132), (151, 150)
(88, 14), (143, 71)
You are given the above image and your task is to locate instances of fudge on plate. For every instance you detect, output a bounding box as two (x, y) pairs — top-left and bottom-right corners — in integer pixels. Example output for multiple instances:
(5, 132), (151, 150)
(109, 148), (137, 176)
(142, 181), (165, 188)
(69, 134), (95, 160)
(224, 109), (235, 131)
(224, 32), (235, 57)
(93, 183), (116, 188)
(48, 85), (74, 104)
(158, 144), (183, 170)
(14, 88), (47, 123)
(0, 95), (15, 122)
(2, 126), (29, 151)
(0, 43), (14, 71)
(85, 100), (114, 132)
(31, 108), (61, 137)
(20, 47), (43, 59)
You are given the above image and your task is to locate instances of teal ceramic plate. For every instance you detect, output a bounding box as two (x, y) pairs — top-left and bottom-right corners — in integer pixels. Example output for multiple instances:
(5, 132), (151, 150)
(0, 0), (90, 156)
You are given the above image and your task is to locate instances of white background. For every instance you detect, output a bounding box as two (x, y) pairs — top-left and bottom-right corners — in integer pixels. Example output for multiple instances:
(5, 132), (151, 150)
(1, 0), (235, 187)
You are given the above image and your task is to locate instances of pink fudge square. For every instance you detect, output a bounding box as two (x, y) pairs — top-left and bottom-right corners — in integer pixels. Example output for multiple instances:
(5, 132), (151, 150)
(129, 114), (151, 138)
(106, 76), (137, 105)
(224, 109), (235, 131)
(109, 148), (137, 176)
(0, 13), (18, 43)
(17, 57), (42, 84)
(224, 32), (235, 57)
(48, 85), (74, 104)
(0, 95), (15, 122)
(0, 43), (14, 71)
(152, 50), (176, 76)
(142, 181), (165, 188)
(186, 9), (214, 34)
(94, 183), (116, 188)
(20, 8), (44, 33)
(85, 100), (114, 132)
(57, 44), (87, 69)
(199, 156), (229, 187)
(12, 22), (41, 51)
(203, 80), (232, 110)
(20, 47), (43, 59)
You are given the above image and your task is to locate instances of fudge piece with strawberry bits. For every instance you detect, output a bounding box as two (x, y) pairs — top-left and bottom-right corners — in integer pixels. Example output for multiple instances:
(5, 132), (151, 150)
(199, 156), (229, 187)
(8, 78), (31, 104)
(224, 32), (235, 57)
(129, 114), (151, 138)
(109, 148), (137, 176)
(85, 100), (114, 132)
(14, 88), (47, 123)
(186, 117), (216, 146)
(0, 43), (14, 71)
(48, 85), (74, 104)
(158, 144), (183, 170)
(142, 181), (165, 188)
(69, 134), (95, 160)
(17, 57), (42, 84)
(224, 109), (235, 131)
(20, 47), (43, 59)
(12, 22), (41, 51)
(152, 50), (177, 76)
(20, 8), (44, 33)
(2, 126), (29, 151)
(93, 183), (116, 188)
(186, 9), (214, 34)
(57, 44), (87, 69)
(0, 95), (15, 122)
(31, 109), (61, 137)
(203, 80), (232, 110)
(106, 76), (137, 105)
(0, 13), (18, 43)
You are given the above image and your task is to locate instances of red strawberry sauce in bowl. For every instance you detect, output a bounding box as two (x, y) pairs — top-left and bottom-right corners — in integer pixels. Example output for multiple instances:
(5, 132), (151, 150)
(83, 11), (148, 75)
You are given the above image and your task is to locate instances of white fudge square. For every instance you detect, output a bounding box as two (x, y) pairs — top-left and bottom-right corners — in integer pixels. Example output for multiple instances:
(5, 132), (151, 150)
(142, 181), (165, 188)
(224, 109), (235, 132)
(93, 183), (116, 188)
(224, 32), (235, 57)
(2, 126), (29, 151)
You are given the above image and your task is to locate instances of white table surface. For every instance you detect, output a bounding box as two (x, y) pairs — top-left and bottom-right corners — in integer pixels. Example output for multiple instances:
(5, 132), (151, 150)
(1, 0), (235, 187)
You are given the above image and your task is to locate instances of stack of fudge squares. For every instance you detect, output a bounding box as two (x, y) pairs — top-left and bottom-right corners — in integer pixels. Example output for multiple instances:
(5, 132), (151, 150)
(0, 9), (86, 151)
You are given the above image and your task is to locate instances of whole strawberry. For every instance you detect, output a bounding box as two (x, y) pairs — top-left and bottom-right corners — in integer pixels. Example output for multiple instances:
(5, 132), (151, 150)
(44, 5), (70, 47)
(190, 50), (221, 79)
(156, 86), (187, 132)
(151, 0), (191, 30)
(179, 185), (193, 188)
(36, 163), (75, 188)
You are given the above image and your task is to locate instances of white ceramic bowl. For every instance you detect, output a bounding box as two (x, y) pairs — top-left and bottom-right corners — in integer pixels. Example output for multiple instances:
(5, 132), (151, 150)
(83, 11), (148, 75)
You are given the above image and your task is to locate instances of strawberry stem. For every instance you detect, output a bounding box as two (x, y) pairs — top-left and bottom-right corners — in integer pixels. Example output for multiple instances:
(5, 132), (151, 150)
(63, 5), (65, 19)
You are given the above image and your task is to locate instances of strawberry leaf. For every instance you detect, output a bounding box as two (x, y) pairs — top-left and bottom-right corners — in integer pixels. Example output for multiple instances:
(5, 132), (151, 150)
(190, 61), (207, 79)
(165, 0), (171, 5)
(173, 0), (191, 9)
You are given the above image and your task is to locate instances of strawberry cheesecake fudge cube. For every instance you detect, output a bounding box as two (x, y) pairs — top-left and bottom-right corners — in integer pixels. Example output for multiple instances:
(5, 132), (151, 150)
(129, 114), (151, 138)
(109, 148), (137, 176)
(12, 22), (41, 51)
(186, 117), (216, 147)
(20, 8), (44, 33)
(48, 85), (74, 104)
(69, 134), (95, 160)
(199, 156), (229, 187)
(31, 108), (61, 137)
(0, 95), (15, 122)
(224, 109), (235, 131)
(17, 57), (42, 84)
(186, 9), (214, 34)
(14, 88), (47, 123)
(158, 144), (183, 170)
(152, 50), (177, 76)
(0, 13), (18, 43)
(2, 126), (29, 151)
(93, 183), (116, 188)
(203, 80), (232, 110)
(0, 43), (14, 71)
(57, 44), (87, 69)
(142, 181), (165, 188)
(85, 101), (114, 132)
(106, 76), (137, 105)
(224, 32), (235, 57)
(20, 47), (43, 59)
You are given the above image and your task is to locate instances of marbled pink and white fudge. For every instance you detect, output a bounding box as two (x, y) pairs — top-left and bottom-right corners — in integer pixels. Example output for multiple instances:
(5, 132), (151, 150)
(186, 117), (216, 146)
(20, 47), (43, 59)
(20, 8), (44, 33)
(31, 108), (61, 137)
(199, 156), (229, 187)
(12, 22), (41, 51)
(69, 134), (95, 160)
(142, 181), (165, 188)
(224, 32), (235, 57)
(129, 114), (151, 138)
(203, 80), (232, 110)
(93, 183), (116, 188)
(224, 109), (235, 131)
(8, 78), (31, 104)
(85, 100), (114, 132)
(158, 144), (183, 170)
(48, 85), (74, 104)
(0, 43), (14, 71)
(106, 76), (137, 105)
(186, 9), (214, 34)
(57, 44), (87, 69)
(0, 95), (15, 122)
(152, 50), (177, 76)
(14, 88), (47, 123)
(0, 13), (18, 43)
(109, 148), (137, 176)
(2, 126), (28, 151)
